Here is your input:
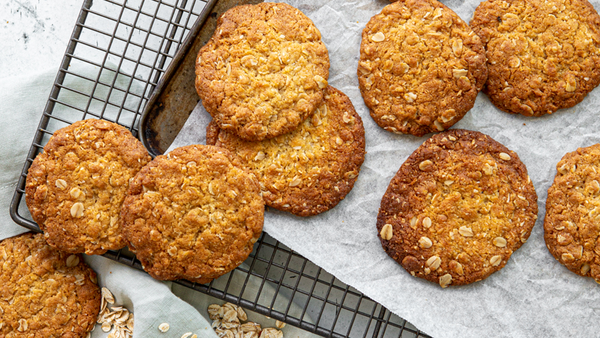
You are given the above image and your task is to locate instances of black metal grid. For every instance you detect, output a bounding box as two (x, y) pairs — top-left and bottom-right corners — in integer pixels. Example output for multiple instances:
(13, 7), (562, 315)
(9, 1), (431, 338)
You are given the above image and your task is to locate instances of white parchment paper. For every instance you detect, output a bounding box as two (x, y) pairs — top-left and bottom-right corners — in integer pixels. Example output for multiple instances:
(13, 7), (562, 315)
(169, 0), (600, 337)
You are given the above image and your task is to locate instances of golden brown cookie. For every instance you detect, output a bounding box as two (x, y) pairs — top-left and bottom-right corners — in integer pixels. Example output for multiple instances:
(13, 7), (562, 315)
(25, 119), (151, 255)
(195, 2), (330, 141)
(470, 0), (600, 116)
(544, 144), (600, 282)
(121, 145), (264, 284)
(0, 233), (101, 337)
(358, 0), (487, 136)
(377, 129), (537, 288)
(207, 86), (365, 217)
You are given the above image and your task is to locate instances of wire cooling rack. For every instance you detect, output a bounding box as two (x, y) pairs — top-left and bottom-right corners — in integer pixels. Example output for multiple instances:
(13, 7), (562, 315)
(9, 1), (431, 337)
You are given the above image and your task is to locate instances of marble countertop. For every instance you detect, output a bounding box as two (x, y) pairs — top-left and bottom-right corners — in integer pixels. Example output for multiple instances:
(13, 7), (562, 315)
(2, 0), (81, 78)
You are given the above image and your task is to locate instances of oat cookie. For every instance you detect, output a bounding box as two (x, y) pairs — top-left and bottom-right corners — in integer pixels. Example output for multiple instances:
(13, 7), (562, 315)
(207, 86), (365, 216)
(358, 0), (487, 136)
(377, 129), (537, 287)
(195, 2), (330, 141)
(470, 0), (600, 116)
(25, 119), (151, 255)
(121, 145), (264, 284)
(544, 144), (600, 282)
(0, 233), (101, 337)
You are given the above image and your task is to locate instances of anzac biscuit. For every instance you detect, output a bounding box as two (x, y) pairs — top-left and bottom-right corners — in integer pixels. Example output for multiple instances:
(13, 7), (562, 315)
(358, 0), (487, 136)
(470, 0), (600, 116)
(207, 86), (365, 217)
(25, 119), (151, 255)
(0, 233), (100, 337)
(377, 129), (537, 287)
(544, 144), (600, 282)
(121, 145), (264, 284)
(195, 2), (330, 141)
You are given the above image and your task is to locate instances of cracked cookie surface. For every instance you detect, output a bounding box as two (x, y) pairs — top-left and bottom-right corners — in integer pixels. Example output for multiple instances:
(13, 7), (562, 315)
(195, 2), (329, 141)
(358, 0), (487, 136)
(207, 86), (365, 217)
(544, 144), (600, 282)
(377, 130), (537, 287)
(0, 233), (100, 337)
(25, 119), (151, 255)
(121, 145), (264, 284)
(470, 0), (600, 116)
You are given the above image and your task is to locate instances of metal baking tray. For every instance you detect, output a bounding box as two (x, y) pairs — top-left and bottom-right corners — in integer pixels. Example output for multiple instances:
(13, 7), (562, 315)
(9, 0), (431, 337)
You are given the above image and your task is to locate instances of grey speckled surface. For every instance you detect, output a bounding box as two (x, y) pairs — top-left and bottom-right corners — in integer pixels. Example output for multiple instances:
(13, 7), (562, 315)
(1, 0), (80, 77)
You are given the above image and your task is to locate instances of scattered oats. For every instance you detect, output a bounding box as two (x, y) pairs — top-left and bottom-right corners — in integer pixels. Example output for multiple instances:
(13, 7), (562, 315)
(70, 187), (84, 200)
(342, 111), (353, 123)
(410, 217), (417, 229)
(482, 163), (494, 175)
(66, 254), (80, 267)
(127, 314), (134, 331)
(558, 164), (568, 174)
(426, 256), (441, 270)
(453, 262), (464, 275)
(452, 40), (463, 56)
(275, 321), (286, 329)
(404, 92), (417, 102)
(418, 236), (432, 248)
(444, 180), (454, 186)
(557, 234), (568, 244)
(241, 323), (261, 333)
(182, 333), (193, 338)
(102, 287), (115, 304)
(289, 176), (302, 187)
(101, 322), (112, 332)
(493, 237), (507, 248)
(419, 160), (433, 171)
(581, 263), (591, 275)
(237, 307), (248, 321)
(313, 75), (328, 89)
(17, 319), (28, 332)
(562, 253), (574, 262)
(422, 217), (432, 228)
(223, 309), (238, 323)
(70, 202), (84, 218)
(434, 121), (444, 131)
(508, 56), (521, 68)
(452, 69), (468, 78)
(158, 323), (170, 332)
(260, 328), (283, 338)
(565, 80), (577, 92)
(254, 151), (266, 161)
(380, 224), (393, 240)
(439, 274), (452, 288)
(490, 255), (502, 266)
(209, 304), (221, 320)
(459, 226), (474, 237)
(55, 179), (68, 189)
(371, 32), (385, 42)
(499, 152), (511, 161)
